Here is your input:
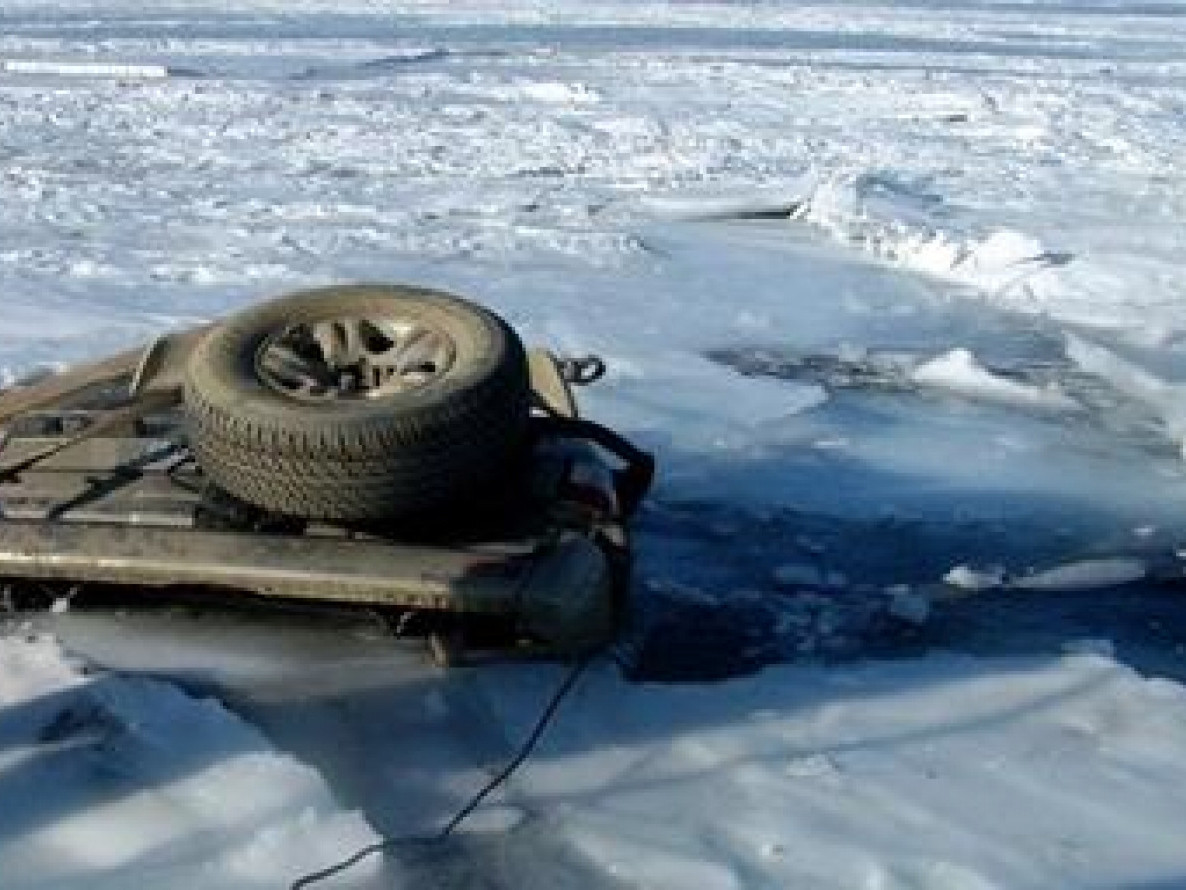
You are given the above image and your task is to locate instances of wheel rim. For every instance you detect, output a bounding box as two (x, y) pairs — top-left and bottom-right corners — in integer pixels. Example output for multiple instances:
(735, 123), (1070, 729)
(256, 315), (457, 401)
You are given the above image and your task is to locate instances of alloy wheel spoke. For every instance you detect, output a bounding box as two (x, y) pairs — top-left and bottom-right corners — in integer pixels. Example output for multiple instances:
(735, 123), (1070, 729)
(258, 315), (455, 402)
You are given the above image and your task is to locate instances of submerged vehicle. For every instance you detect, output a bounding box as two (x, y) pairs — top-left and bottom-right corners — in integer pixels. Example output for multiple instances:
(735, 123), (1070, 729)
(0, 284), (653, 661)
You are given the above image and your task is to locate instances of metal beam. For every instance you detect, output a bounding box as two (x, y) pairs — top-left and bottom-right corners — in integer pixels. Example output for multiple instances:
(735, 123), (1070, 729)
(0, 520), (532, 613)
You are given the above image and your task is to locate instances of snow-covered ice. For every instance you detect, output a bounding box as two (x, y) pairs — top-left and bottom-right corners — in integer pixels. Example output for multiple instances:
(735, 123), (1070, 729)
(0, 632), (379, 889)
(476, 653), (1186, 890)
(5, 1), (1186, 888)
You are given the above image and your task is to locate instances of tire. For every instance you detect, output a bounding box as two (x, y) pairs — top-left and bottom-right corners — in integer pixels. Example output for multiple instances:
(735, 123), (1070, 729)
(182, 284), (531, 521)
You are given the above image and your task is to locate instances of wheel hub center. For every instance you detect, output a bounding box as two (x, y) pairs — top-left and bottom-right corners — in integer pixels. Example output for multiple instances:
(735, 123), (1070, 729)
(256, 316), (457, 401)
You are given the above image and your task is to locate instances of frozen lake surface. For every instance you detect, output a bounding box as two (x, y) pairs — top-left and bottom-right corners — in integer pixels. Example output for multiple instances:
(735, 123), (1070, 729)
(4, 2), (1186, 888)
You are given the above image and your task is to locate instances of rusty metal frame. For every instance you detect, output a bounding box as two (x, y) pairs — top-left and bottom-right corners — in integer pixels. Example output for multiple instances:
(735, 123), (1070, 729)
(0, 326), (643, 652)
(0, 520), (532, 612)
(0, 327), (204, 427)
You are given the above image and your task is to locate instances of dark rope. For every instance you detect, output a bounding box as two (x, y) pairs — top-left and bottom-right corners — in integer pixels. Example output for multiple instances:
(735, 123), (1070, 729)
(289, 654), (595, 890)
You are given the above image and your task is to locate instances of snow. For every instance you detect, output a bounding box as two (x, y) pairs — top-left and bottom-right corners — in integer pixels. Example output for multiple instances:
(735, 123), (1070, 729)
(1, 59), (170, 79)
(4, 0), (1186, 888)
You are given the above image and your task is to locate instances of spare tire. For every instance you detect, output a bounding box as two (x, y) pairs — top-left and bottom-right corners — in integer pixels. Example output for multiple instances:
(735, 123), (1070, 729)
(183, 284), (531, 521)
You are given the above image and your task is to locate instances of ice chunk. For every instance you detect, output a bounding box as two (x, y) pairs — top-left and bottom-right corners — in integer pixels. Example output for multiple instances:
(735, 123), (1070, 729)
(795, 171), (1074, 300)
(911, 347), (1079, 412)
(944, 565), (1006, 591)
(1013, 558), (1146, 591)
(638, 180), (810, 221)
(521, 81), (601, 104)
(1067, 334), (1186, 457)
(2, 60), (169, 79)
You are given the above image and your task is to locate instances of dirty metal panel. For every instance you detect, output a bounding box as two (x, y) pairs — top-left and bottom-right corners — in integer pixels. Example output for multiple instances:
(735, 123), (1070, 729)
(1, 503), (197, 528)
(0, 477), (200, 526)
(0, 437), (183, 474)
(0, 520), (531, 612)
(0, 347), (142, 425)
(0, 327), (203, 426)
(130, 328), (205, 396)
(528, 349), (578, 419)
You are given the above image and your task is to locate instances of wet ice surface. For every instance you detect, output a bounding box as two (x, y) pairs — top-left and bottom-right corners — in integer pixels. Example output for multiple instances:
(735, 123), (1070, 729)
(0, 630), (383, 890)
(6, 1), (1186, 888)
